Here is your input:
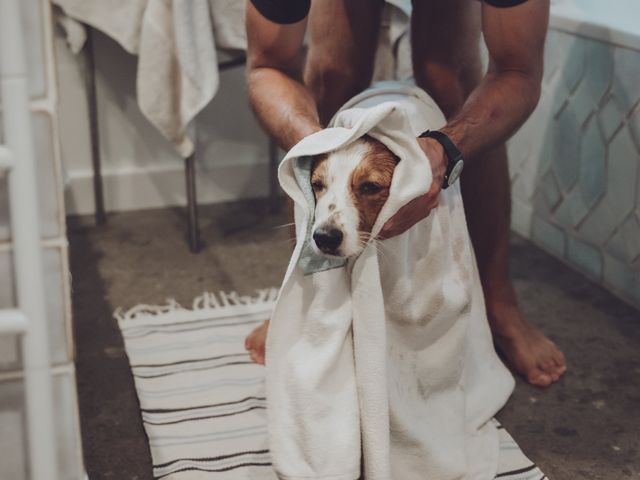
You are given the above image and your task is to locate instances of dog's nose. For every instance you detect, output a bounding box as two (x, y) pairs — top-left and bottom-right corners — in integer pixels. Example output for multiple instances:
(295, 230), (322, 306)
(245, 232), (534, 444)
(313, 228), (344, 253)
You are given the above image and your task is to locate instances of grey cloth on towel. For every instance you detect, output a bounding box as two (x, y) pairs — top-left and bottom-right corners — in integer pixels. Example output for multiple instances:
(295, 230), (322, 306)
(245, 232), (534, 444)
(293, 156), (347, 275)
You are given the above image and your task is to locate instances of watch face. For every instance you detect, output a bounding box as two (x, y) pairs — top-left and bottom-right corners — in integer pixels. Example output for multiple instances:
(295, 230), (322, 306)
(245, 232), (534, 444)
(448, 159), (464, 186)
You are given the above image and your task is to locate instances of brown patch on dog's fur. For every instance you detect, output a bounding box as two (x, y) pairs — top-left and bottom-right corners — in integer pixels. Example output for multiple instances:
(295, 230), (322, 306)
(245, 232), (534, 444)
(310, 154), (328, 199)
(350, 136), (399, 234)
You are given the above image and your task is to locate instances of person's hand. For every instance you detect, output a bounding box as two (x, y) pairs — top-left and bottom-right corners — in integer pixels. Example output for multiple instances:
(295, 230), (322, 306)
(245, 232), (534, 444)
(378, 136), (447, 239)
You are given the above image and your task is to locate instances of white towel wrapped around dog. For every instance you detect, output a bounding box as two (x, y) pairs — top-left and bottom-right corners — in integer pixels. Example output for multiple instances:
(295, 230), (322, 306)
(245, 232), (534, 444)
(266, 83), (515, 480)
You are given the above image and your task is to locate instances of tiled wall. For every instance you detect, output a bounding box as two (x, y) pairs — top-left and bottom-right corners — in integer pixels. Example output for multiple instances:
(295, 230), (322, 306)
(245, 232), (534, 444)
(0, 0), (85, 478)
(508, 28), (640, 309)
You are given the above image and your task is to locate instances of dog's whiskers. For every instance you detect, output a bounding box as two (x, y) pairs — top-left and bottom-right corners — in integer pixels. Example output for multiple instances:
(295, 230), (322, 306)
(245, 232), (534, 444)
(271, 222), (296, 231)
(273, 237), (297, 248)
(357, 231), (389, 261)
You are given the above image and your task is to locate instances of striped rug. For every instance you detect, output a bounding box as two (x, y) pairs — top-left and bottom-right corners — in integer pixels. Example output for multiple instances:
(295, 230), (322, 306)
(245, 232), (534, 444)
(116, 290), (546, 480)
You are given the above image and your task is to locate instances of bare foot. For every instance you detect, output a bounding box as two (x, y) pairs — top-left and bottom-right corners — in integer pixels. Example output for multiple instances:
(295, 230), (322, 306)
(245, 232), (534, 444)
(489, 302), (566, 387)
(245, 320), (269, 365)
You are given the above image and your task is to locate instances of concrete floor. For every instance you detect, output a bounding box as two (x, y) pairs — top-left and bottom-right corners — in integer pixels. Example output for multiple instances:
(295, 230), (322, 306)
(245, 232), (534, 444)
(68, 199), (640, 480)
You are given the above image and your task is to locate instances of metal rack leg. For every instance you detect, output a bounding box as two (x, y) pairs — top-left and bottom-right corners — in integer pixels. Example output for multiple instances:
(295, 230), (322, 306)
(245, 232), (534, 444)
(185, 154), (200, 252)
(268, 136), (280, 214)
(84, 27), (106, 225)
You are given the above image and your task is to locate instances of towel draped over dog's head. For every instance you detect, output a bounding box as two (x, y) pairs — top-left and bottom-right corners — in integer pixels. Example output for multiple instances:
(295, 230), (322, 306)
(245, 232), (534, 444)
(278, 83), (446, 273)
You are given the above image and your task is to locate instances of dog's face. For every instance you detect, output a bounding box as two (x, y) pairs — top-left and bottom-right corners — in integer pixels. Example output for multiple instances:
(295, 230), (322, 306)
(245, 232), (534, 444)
(310, 136), (399, 258)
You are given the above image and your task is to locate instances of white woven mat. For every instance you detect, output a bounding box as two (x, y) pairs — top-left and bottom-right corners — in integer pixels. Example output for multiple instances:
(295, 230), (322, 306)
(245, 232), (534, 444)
(116, 290), (545, 480)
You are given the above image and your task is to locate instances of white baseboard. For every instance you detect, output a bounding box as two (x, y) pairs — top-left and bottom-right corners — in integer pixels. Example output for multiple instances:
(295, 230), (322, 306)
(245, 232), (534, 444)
(64, 161), (274, 215)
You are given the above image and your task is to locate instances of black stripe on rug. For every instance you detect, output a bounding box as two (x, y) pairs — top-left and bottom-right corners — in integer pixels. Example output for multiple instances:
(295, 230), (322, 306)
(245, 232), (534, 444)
(154, 449), (270, 468)
(154, 462), (273, 479)
(133, 361), (255, 379)
(495, 464), (537, 478)
(131, 353), (248, 369)
(123, 312), (261, 331)
(143, 405), (267, 425)
(141, 396), (266, 414)
(124, 319), (262, 338)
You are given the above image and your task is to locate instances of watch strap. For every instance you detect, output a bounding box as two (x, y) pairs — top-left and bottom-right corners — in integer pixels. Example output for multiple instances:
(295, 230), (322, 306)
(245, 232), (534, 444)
(419, 130), (463, 189)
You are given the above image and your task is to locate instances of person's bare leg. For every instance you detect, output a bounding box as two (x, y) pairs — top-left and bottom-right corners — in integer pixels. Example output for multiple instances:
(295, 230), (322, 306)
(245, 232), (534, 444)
(411, 0), (566, 386)
(245, 0), (382, 365)
(304, 0), (382, 125)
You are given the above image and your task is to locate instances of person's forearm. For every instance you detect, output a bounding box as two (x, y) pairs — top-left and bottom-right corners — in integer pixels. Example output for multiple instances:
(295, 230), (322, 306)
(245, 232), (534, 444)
(440, 69), (541, 159)
(247, 67), (322, 151)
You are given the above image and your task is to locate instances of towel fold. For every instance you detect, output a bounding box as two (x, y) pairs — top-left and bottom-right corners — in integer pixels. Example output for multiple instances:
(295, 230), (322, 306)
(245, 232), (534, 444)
(266, 83), (515, 480)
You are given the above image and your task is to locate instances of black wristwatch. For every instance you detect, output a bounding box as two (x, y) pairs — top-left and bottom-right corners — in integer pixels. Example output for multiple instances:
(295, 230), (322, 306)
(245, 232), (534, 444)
(419, 130), (464, 189)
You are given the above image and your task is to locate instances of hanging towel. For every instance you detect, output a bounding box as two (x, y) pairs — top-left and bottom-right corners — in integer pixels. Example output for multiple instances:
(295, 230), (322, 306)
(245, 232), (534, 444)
(266, 82), (515, 480)
(52, 0), (245, 158)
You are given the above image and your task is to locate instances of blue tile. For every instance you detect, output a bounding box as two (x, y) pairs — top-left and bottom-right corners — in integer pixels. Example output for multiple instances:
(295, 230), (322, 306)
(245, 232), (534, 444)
(612, 46), (640, 112)
(535, 132), (556, 176)
(606, 215), (640, 264)
(567, 235), (603, 280)
(629, 106), (640, 154)
(569, 84), (596, 128)
(543, 30), (561, 83)
(605, 128), (638, 226)
(553, 98), (570, 118)
(583, 40), (614, 104)
(540, 170), (563, 211)
(553, 106), (581, 192)
(603, 254), (638, 303)
(598, 94), (626, 141)
(562, 36), (586, 93)
(567, 189), (590, 227)
(553, 189), (589, 229)
(552, 197), (573, 229)
(580, 116), (607, 208)
(533, 190), (552, 217)
(0, 178), (8, 242)
(532, 216), (566, 259)
(578, 199), (618, 247)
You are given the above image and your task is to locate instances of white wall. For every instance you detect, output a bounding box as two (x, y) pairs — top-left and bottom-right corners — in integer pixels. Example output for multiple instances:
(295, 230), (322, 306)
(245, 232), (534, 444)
(56, 29), (274, 215)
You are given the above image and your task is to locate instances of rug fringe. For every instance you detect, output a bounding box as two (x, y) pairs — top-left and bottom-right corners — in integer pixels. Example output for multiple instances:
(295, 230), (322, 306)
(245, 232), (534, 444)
(114, 288), (279, 323)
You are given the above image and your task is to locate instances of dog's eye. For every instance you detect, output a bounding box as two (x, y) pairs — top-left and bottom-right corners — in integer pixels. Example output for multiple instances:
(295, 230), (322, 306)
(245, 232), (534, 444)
(359, 182), (382, 195)
(311, 180), (325, 192)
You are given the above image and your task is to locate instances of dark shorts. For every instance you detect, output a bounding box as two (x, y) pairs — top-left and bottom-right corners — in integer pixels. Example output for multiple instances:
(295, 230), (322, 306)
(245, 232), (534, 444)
(250, 0), (529, 25)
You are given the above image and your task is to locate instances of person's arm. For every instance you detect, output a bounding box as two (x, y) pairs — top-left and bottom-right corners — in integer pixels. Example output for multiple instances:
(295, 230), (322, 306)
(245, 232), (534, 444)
(245, 1), (321, 150)
(381, 0), (549, 238)
(438, 0), (548, 159)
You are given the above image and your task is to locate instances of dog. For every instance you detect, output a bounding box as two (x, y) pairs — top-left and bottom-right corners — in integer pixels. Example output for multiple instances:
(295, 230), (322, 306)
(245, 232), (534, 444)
(244, 135), (398, 365)
(310, 135), (399, 258)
